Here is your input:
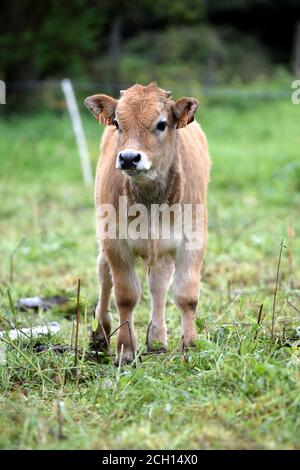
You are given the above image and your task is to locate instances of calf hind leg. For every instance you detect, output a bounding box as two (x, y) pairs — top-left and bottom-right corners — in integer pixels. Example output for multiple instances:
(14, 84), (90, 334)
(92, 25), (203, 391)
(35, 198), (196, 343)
(147, 257), (174, 352)
(173, 252), (203, 349)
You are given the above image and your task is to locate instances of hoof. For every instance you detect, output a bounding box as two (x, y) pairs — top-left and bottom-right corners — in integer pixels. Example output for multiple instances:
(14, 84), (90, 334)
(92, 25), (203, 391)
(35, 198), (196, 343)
(89, 331), (110, 353)
(147, 344), (167, 354)
(114, 355), (135, 367)
(180, 335), (198, 351)
(146, 322), (167, 354)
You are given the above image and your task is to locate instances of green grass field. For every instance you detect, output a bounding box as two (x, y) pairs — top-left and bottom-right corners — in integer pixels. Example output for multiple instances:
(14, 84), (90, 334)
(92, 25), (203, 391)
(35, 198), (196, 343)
(0, 95), (300, 449)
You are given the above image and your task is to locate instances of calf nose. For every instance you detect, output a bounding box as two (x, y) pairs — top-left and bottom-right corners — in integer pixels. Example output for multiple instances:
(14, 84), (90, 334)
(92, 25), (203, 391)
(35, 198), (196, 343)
(119, 151), (141, 170)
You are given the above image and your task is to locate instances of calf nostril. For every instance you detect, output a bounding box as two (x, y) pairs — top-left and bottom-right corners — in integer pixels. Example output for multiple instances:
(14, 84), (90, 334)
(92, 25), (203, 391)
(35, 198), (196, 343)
(133, 154), (141, 163)
(119, 154), (125, 162)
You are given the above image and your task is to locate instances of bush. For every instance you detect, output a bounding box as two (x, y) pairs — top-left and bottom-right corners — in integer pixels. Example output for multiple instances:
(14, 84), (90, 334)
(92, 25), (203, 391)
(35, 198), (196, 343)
(117, 25), (272, 87)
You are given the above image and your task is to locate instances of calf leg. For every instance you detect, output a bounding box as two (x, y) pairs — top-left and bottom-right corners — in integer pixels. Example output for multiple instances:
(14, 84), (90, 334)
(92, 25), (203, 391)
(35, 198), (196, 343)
(91, 252), (113, 351)
(109, 254), (141, 364)
(173, 250), (204, 348)
(147, 256), (174, 352)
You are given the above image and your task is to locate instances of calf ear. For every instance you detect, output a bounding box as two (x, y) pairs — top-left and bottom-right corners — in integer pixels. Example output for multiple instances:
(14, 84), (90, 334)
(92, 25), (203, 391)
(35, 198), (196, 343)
(84, 94), (117, 125)
(172, 97), (199, 129)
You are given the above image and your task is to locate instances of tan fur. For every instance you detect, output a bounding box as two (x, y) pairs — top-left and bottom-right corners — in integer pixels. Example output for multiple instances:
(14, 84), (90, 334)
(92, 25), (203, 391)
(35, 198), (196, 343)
(85, 83), (211, 363)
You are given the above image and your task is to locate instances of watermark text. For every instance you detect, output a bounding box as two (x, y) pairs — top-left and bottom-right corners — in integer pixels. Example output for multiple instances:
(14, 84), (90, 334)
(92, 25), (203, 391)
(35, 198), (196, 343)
(291, 80), (300, 104)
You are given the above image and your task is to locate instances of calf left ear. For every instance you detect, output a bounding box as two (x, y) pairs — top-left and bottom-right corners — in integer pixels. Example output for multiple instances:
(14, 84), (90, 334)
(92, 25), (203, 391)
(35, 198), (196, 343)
(84, 94), (117, 125)
(172, 97), (199, 129)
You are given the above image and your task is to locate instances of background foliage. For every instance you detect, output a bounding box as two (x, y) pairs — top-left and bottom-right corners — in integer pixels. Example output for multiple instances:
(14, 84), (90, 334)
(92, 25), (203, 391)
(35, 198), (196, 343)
(1, 0), (300, 92)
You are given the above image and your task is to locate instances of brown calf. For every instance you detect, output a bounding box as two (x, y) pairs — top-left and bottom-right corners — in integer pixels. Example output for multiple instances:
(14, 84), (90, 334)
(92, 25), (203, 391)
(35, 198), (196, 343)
(85, 83), (210, 364)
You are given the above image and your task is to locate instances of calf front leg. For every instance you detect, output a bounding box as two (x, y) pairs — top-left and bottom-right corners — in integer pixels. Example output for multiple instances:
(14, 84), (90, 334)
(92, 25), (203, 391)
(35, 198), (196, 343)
(147, 256), (174, 352)
(109, 253), (141, 364)
(91, 252), (113, 352)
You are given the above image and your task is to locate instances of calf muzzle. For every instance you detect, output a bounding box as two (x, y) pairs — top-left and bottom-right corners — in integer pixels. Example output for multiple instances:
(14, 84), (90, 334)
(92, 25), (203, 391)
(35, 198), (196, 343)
(118, 151), (141, 170)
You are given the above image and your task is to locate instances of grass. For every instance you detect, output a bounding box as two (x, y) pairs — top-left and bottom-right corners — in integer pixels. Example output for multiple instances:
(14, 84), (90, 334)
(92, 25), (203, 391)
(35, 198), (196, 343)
(0, 93), (300, 449)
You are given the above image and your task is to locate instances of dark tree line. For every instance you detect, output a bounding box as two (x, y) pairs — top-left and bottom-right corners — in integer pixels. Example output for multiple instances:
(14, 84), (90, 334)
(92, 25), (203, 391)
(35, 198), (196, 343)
(1, 0), (300, 89)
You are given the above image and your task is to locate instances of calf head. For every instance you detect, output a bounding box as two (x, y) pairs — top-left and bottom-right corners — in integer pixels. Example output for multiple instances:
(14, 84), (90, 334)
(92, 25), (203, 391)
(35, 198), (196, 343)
(84, 83), (198, 181)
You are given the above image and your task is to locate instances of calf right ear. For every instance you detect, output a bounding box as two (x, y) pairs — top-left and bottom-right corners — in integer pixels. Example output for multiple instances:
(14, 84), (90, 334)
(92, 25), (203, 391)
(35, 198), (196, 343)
(84, 94), (117, 125)
(172, 97), (199, 128)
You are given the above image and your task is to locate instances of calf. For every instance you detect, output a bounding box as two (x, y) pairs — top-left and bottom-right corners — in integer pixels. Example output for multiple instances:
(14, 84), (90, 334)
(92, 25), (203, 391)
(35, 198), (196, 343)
(84, 83), (210, 363)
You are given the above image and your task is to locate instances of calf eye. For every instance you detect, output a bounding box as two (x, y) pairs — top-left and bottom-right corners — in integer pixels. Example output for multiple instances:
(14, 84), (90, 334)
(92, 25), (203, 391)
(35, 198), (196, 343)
(156, 121), (167, 131)
(112, 118), (119, 129)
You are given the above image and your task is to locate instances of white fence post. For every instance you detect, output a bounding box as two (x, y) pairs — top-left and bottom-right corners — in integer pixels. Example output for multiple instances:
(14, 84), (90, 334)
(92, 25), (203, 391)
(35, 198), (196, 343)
(0, 80), (6, 104)
(61, 78), (93, 186)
